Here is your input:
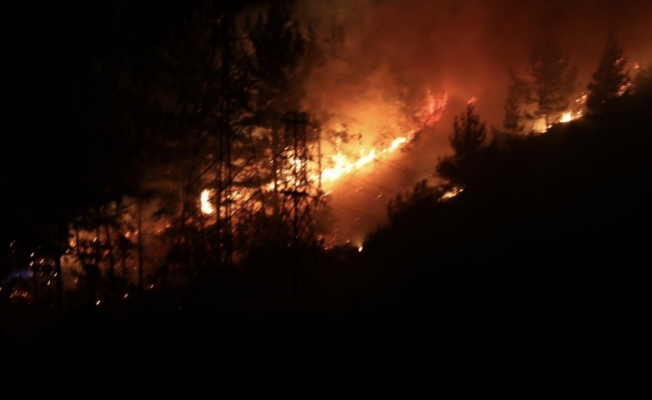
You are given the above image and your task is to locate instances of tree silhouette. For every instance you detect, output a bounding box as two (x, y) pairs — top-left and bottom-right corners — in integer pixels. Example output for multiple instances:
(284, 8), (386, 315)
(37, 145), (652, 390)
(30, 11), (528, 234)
(248, 4), (317, 240)
(436, 104), (488, 188)
(524, 38), (578, 128)
(586, 32), (631, 115)
(503, 70), (527, 134)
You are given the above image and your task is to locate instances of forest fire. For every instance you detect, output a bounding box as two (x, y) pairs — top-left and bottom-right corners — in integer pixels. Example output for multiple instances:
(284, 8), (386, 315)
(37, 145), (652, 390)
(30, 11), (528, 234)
(5, 0), (652, 361)
(318, 90), (447, 186)
(321, 137), (406, 183)
(201, 90), (449, 215)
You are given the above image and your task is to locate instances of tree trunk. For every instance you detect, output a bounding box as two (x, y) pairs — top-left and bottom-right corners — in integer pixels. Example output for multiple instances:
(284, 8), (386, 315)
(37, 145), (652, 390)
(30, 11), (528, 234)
(31, 253), (38, 308)
(271, 125), (281, 240)
(137, 196), (144, 297)
(54, 233), (63, 314)
(94, 207), (103, 305)
(102, 205), (117, 304)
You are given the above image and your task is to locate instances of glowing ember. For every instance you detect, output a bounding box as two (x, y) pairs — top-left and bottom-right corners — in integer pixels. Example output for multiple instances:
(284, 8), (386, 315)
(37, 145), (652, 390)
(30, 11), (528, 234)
(200, 189), (215, 215)
(10, 290), (32, 302)
(618, 81), (631, 96)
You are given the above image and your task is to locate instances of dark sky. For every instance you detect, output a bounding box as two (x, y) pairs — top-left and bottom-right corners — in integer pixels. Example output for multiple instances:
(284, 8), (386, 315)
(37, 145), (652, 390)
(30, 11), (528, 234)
(2, 0), (189, 239)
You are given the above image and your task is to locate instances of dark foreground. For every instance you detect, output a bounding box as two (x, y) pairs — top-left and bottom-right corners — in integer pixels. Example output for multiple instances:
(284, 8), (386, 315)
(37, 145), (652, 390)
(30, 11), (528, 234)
(2, 266), (641, 365)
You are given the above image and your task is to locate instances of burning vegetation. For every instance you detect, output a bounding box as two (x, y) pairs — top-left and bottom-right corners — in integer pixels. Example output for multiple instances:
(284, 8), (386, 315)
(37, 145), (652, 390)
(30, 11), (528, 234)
(3, 0), (652, 356)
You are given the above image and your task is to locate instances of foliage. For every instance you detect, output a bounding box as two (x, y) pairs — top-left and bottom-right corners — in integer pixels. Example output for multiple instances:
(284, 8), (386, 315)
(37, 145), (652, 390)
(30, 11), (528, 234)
(586, 33), (631, 115)
(436, 104), (488, 188)
(523, 38), (578, 127)
(503, 70), (527, 134)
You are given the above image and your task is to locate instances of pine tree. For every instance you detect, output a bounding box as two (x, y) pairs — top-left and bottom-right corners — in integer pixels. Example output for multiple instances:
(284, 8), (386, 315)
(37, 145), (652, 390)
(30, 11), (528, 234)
(586, 32), (631, 115)
(436, 104), (487, 187)
(450, 104), (487, 160)
(524, 38), (578, 128)
(503, 70), (526, 134)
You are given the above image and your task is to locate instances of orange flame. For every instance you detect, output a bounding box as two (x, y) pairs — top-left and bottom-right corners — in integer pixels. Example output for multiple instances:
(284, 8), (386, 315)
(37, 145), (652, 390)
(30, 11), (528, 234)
(322, 90), (447, 184)
(200, 189), (215, 214)
(201, 90), (449, 215)
(560, 112), (573, 123)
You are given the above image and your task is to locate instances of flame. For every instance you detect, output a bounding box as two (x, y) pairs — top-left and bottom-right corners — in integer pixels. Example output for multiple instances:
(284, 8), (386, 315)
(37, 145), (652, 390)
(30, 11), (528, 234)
(200, 90), (448, 225)
(618, 81), (631, 96)
(322, 137), (408, 183)
(321, 91), (447, 184)
(560, 112), (573, 123)
(560, 108), (583, 124)
(440, 186), (463, 201)
(200, 189), (215, 215)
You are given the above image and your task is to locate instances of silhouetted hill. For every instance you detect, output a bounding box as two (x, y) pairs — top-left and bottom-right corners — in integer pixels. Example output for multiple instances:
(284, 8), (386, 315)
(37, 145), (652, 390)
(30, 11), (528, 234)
(361, 84), (652, 340)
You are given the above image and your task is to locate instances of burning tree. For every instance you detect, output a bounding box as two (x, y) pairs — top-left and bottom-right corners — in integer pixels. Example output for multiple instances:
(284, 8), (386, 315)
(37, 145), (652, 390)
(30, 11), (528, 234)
(586, 32), (631, 116)
(35, 1), (321, 292)
(153, 4), (252, 272)
(521, 38), (578, 130)
(248, 4), (325, 245)
(153, 1), (331, 273)
(3, 0), (451, 310)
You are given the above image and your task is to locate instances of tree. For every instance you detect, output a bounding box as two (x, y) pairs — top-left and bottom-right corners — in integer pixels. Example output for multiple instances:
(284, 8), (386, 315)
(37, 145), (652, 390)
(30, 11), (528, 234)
(436, 104), (488, 188)
(154, 1), (263, 270)
(247, 5), (328, 246)
(586, 32), (631, 115)
(155, 1), (326, 268)
(524, 38), (578, 128)
(503, 70), (527, 134)
(249, 4), (310, 208)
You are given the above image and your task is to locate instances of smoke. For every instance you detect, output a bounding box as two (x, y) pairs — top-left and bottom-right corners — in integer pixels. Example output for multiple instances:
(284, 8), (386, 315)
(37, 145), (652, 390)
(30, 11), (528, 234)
(294, 0), (652, 244)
